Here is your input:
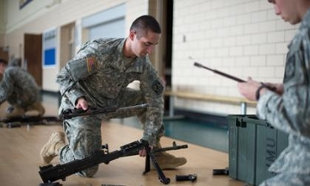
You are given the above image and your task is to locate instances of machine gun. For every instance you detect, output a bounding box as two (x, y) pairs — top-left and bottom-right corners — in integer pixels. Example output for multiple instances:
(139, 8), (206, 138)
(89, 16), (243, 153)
(39, 140), (188, 185)
(60, 104), (148, 119)
(40, 103), (187, 185)
(0, 115), (62, 128)
(39, 140), (148, 184)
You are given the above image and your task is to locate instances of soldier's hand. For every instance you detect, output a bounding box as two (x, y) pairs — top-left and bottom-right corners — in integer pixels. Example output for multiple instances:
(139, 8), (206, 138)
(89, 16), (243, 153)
(76, 97), (88, 110)
(138, 149), (147, 157)
(138, 146), (153, 157)
(238, 77), (262, 101)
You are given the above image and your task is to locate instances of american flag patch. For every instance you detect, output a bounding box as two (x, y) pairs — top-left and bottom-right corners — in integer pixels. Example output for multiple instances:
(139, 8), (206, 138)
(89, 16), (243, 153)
(86, 57), (97, 72)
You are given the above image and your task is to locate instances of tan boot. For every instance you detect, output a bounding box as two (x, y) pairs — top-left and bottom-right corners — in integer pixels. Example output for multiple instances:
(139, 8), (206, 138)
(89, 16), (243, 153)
(40, 131), (65, 164)
(26, 101), (45, 116)
(152, 143), (187, 170)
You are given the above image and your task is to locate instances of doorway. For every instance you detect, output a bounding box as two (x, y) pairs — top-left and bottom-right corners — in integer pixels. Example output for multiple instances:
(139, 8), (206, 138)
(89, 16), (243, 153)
(24, 34), (43, 87)
(0, 47), (9, 61)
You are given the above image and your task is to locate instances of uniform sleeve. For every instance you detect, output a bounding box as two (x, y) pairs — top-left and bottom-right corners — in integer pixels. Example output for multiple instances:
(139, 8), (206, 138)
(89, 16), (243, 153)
(0, 69), (15, 104)
(257, 34), (310, 138)
(257, 86), (310, 138)
(56, 41), (100, 106)
(139, 59), (165, 145)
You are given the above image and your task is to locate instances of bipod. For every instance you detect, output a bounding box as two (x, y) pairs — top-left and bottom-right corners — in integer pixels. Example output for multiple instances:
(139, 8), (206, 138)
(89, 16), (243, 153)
(144, 146), (170, 184)
(142, 141), (188, 184)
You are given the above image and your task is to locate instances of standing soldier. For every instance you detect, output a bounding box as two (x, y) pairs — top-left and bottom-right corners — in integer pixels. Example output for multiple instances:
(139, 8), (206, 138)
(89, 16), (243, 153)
(238, 0), (310, 185)
(0, 58), (45, 119)
(40, 15), (187, 177)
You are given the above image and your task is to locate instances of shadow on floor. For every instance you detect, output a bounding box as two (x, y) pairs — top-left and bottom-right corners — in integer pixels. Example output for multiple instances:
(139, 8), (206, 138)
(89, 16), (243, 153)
(112, 117), (229, 153)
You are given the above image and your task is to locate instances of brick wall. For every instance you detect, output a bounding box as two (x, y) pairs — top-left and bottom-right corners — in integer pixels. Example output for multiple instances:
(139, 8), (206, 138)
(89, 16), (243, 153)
(171, 0), (298, 115)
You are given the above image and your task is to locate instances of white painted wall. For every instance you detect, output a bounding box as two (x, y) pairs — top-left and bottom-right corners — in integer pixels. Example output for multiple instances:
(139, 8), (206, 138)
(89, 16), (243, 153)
(0, 0), (7, 46)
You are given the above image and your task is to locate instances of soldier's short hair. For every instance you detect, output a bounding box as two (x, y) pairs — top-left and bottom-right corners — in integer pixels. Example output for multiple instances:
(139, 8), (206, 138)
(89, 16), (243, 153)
(130, 15), (161, 39)
(0, 58), (8, 65)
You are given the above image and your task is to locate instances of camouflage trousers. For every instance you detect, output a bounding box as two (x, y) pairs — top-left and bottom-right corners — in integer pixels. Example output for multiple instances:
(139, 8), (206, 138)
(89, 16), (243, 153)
(259, 172), (310, 186)
(59, 89), (164, 177)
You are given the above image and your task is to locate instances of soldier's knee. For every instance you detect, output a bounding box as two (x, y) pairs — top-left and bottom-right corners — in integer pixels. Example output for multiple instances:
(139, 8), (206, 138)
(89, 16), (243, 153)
(76, 165), (99, 178)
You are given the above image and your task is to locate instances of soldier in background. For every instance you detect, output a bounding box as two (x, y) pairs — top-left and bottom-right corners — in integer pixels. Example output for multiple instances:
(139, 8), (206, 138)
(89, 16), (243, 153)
(40, 15), (187, 177)
(0, 58), (45, 119)
(238, 0), (310, 185)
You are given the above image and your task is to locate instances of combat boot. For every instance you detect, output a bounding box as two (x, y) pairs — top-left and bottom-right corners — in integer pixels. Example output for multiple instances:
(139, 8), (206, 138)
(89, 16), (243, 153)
(152, 143), (187, 170)
(27, 101), (45, 116)
(40, 131), (65, 164)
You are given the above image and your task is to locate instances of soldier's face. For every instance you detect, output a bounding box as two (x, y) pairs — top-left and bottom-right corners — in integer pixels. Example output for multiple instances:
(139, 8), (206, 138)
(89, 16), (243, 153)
(132, 30), (161, 57)
(268, 0), (301, 25)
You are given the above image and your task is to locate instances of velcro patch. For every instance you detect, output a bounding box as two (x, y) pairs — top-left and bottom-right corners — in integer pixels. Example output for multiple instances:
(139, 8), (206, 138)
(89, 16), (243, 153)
(86, 57), (97, 72)
(151, 80), (164, 95)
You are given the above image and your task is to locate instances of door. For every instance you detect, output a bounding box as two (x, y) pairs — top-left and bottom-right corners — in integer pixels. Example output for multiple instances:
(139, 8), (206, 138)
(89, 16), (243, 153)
(24, 34), (42, 87)
(0, 47), (9, 61)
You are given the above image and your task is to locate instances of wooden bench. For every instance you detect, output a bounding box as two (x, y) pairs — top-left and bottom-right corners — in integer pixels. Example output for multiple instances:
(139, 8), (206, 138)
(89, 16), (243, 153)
(164, 91), (256, 117)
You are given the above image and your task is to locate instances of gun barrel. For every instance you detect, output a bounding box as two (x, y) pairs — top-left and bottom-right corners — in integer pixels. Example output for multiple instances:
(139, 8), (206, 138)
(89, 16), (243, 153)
(154, 144), (188, 153)
(193, 62), (213, 71)
(194, 62), (280, 92)
(213, 69), (245, 82)
(194, 62), (245, 82)
(61, 104), (148, 120)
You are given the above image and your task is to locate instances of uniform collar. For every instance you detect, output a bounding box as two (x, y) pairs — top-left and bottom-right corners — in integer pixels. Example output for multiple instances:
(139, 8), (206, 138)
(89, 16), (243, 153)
(114, 38), (144, 73)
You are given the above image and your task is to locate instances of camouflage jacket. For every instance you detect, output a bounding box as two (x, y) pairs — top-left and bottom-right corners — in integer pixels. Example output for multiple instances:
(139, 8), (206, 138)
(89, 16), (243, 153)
(0, 66), (40, 108)
(57, 38), (164, 144)
(257, 9), (310, 174)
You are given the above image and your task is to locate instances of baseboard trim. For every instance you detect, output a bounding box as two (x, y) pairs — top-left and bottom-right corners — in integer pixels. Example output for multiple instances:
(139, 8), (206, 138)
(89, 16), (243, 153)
(165, 108), (228, 126)
(40, 90), (60, 97)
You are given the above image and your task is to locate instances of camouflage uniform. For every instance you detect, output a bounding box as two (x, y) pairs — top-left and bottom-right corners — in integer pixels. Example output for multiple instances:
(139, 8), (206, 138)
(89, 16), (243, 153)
(0, 65), (45, 118)
(257, 9), (310, 186)
(57, 38), (165, 177)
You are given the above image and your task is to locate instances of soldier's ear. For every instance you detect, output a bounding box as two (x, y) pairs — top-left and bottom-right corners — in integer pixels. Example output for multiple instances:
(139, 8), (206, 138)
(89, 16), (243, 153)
(129, 30), (136, 41)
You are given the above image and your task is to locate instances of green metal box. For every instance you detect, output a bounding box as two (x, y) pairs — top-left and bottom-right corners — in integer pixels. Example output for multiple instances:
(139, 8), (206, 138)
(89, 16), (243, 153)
(228, 115), (288, 185)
